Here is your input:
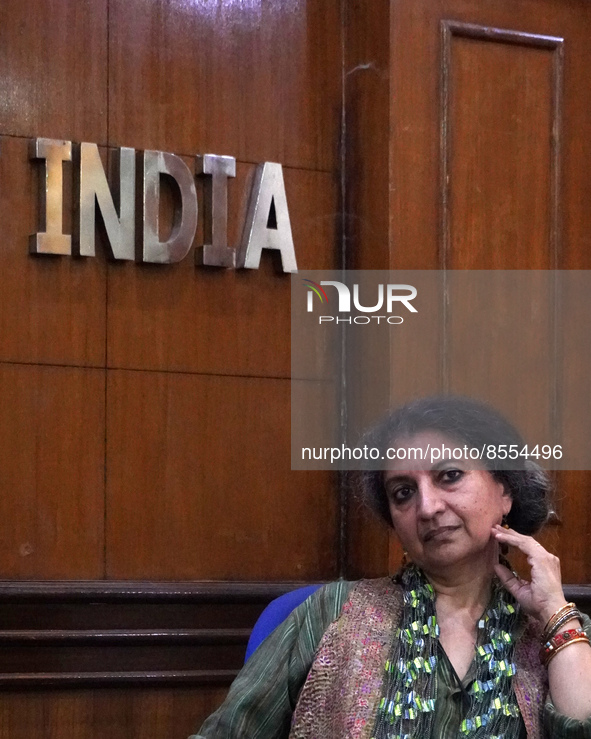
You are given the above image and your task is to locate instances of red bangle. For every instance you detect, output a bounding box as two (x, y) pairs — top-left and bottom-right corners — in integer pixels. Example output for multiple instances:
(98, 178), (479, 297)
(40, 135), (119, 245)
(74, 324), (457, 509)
(540, 628), (589, 666)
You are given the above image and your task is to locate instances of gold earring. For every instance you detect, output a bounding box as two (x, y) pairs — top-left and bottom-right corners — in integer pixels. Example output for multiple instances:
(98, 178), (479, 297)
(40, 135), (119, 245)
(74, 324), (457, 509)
(500, 516), (509, 555)
(401, 550), (409, 567)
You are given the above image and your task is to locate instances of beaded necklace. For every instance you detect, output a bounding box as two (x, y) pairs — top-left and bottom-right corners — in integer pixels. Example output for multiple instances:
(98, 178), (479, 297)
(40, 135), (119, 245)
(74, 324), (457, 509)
(371, 564), (521, 739)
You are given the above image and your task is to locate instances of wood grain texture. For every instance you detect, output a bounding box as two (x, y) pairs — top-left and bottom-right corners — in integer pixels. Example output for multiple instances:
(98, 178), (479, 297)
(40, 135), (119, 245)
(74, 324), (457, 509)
(0, 363), (104, 579)
(0, 580), (319, 687)
(446, 272), (554, 443)
(342, 0), (392, 579)
(0, 0), (107, 143)
(106, 163), (338, 376)
(443, 26), (560, 269)
(344, 0), (391, 271)
(108, 0), (342, 171)
(552, 471), (591, 583)
(0, 688), (228, 739)
(388, 0), (571, 271)
(0, 136), (107, 367)
(559, 273), (591, 492)
(375, 0), (591, 577)
(0, 579), (588, 690)
(389, 0), (441, 270)
(560, 0), (591, 269)
(106, 369), (338, 580)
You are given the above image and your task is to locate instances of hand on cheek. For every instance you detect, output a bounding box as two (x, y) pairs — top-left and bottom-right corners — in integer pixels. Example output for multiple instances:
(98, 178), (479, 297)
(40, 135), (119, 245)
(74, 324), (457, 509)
(491, 524), (567, 622)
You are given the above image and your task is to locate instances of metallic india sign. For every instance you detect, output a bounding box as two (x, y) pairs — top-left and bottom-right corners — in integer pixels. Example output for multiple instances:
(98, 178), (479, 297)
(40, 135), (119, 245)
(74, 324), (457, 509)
(29, 138), (298, 273)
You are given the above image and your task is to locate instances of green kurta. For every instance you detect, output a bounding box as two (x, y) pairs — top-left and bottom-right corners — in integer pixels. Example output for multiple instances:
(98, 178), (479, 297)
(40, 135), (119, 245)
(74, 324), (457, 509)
(190, 581), (591, 739)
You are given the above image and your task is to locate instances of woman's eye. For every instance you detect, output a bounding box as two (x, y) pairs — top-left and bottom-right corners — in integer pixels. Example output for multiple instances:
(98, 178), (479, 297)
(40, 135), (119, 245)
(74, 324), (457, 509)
(391, 485), (414, 503)
(440, 468), (463, 483)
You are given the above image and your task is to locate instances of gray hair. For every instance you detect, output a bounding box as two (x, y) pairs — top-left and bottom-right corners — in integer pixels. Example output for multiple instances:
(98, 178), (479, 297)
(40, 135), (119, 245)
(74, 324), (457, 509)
(353, 396), (552, 535)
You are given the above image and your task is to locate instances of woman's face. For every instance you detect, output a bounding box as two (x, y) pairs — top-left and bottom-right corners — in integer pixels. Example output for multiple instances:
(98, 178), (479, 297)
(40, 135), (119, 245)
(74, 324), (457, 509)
(384, 430), (513, 574)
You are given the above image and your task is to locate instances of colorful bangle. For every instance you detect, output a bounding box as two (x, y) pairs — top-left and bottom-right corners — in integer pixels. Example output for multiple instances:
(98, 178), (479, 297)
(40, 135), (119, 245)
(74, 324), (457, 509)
(544, 609), (582, 641)
(542, 602), (579, 640)
(543, 602), (575, 632)
(540, 628), (590, 667)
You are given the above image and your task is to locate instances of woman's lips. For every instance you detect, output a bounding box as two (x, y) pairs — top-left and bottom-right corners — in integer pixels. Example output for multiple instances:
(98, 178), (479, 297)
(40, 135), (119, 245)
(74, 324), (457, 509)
(423, 525), (461, 542)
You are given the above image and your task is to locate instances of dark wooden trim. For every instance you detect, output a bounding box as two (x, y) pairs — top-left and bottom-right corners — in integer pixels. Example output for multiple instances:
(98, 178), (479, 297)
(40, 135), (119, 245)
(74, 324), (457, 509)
(0, 580), (321, 688)
(441, 21), (563, 48)
(564, 585), (591, 614)
(0, 670), (239, 689)
(0, 628), (251, 645)
(0, 580), (311, 602)
(0, 580), (586, 689)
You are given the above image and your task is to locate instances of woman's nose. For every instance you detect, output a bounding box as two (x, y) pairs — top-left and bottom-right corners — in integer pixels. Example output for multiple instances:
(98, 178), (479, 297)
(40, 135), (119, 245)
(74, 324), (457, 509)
(416, 480), (446, 518)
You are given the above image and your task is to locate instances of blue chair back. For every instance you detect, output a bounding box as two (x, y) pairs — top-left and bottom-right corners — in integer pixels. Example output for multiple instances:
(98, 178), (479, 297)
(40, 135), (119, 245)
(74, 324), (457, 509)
(245, 584), (322, 662)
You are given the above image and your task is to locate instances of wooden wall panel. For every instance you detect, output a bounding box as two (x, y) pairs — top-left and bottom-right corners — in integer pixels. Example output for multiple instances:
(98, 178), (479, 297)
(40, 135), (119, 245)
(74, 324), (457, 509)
(552, 1), (591, 584)
(434, 7), (590, 585)
(107, 166), (338, 376)
(108, 0), (342, 171)
(0, 689), (227, 739)
(0, 0), (107, 143)
(106, 369), (338, 580)
(342, 0), (391, 578)
(561, 1), (591, 270)
(0, 136), (107, 366)
(0, 0), (343, 735)
(553, 471), (591, 582)
(345, 0), (391, 271)
(441, 26), (560, 422)
(389, 0), (441, 270)
(387, 0), (591, 271)
(389, 0), (568, 272)
(5, 0), (591, 733)
(0, 0), (344, 588)
(343, 0), (591, 580)
(446, 273), (554, 446)
(0, 364), (104, 579)
(444, 26), (560, 269)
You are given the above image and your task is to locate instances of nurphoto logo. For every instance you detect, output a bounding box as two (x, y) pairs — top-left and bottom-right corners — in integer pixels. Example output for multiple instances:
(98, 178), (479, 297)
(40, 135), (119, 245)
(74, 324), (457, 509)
(304, 279), (418, 325)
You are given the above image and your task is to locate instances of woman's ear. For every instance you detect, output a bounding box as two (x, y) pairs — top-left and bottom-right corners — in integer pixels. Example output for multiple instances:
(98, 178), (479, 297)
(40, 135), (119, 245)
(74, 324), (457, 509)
(501, 486), (513, 517)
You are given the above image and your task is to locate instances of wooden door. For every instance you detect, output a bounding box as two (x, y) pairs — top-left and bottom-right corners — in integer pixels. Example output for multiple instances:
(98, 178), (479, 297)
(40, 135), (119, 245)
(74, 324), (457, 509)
(345, 0), (591, 583)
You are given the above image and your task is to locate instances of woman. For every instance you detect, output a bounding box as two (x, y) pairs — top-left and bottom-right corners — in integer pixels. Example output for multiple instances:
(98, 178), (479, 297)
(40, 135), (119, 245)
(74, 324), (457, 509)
(191, 397), (591, 738)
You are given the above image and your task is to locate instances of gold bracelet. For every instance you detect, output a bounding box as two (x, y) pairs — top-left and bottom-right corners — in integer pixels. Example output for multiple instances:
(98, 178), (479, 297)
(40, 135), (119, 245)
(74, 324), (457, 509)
(544, 609), (582, 641)
(543, 634), (590, 667)
(542, 602), (576, 640)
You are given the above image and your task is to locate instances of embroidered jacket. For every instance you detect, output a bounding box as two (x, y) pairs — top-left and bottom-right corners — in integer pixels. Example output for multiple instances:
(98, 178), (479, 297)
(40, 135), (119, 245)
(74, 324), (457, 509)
(290, 578), (546, 738)
(192, 579), (591, 739)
